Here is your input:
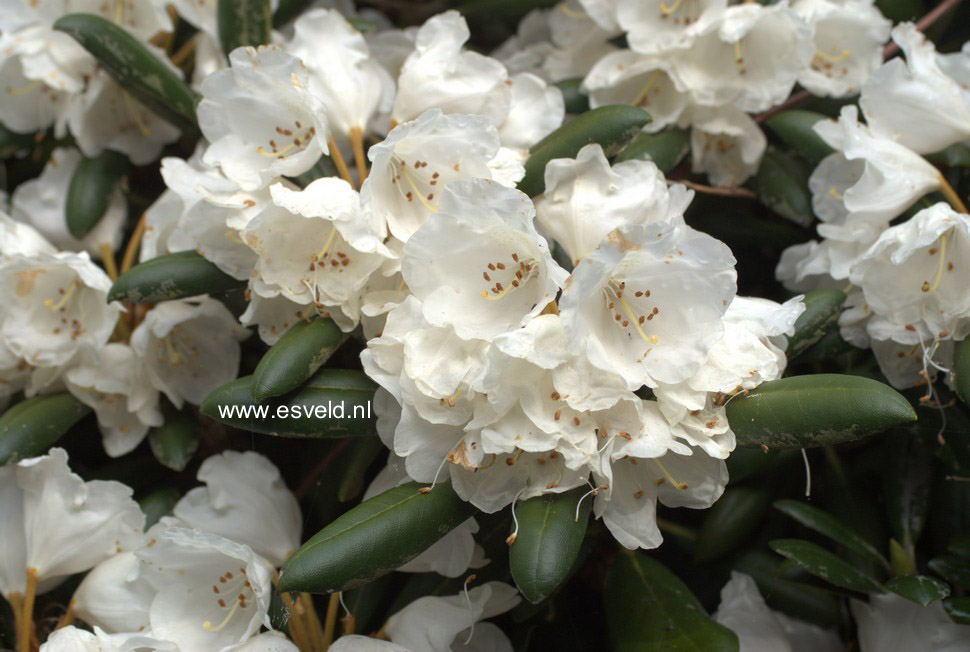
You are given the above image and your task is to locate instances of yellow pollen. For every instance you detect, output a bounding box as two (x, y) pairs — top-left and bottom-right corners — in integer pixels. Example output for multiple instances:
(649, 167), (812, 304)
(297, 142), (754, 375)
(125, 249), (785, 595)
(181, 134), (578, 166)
(43, 279), (79, 311)
(654, 459), (688, 490)
(814, 48), (851, 63)
(828, 187), (844, 201)
(660, 0), (685, 15)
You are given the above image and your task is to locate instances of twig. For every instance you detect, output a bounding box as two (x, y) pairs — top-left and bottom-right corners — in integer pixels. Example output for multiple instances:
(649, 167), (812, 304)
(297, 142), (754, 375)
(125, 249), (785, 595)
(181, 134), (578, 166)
(670, 179), (757, 199)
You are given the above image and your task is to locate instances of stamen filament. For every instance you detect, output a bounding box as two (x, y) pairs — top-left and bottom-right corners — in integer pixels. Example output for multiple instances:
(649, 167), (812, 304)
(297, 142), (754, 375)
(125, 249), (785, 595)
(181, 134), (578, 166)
(400, 167), (437, 212)
(828, 187), (844, 201)
(631, 70), (663, 108)
(44, 279), (79, 311)
(925, 230), (949, 293)
(660, 0), (685, 15)
(121, 90), (151, 136)
(814, 48), (851, 63)
(654, 458), (688, 490)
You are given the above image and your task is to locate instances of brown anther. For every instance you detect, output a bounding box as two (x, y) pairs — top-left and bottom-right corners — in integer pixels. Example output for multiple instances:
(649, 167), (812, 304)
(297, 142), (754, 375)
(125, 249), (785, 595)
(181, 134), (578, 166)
(488, 263), (496, 271)
(505, 534), (517, 545)
(573, 416), (581, 426)
(218, 599), (226, 608)
(554, 409), (561, 421)
(483, 272), (490, 281)
(512, 253), (519, 261)
(654, 477), (666, 486)
(497, 263), (506, 270)
(418, 487), (432, 493)
(550, 391), (560, 400)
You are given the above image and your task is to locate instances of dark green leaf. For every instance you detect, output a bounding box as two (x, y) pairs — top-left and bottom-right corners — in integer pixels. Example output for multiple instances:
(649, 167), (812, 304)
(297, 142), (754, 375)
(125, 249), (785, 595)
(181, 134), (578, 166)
(53, 14), (199, 132)
(138, 487), (182, 529)
(734, 551), (844, 627)
(786, 290), (847, 358)
(604, 551), (739, 652)
(510, 487), (590, 604)
(886, 575), (950, 606)
(554, 78), (590, 114)
(457, 0), (560, 20)
(272, 0), (315, 27)
(148, 415), (200, 472)
(694, 487), (772, 562)
(884, 431), (933, 554)
(338, 436), (386, 502)
(519, 105), (651, 196)
(952, 338), (970, 406)
(764, 110), (834, 165)
(200, 368), (377, 438)
(948, 535), (970, 559)
(724, 447), (782, 484)
(108, 251), (244, 303)
(800, 329), (855, 362)
(943, 597), (970, 624)
(753, 147), (813, 226)
(279, 481), (477, 593)
(875, 0), (925, 23)
(929, 555), (970, 590)
(615, 128), (690, 174)
(769, 539), (885, 593)
(218, 0), (272, 56)
(774, 499), (889, 569)
(66, 150), (129, 239)
(251, 317), (345, 402)
(0, 393), (91, 464)
(725, 374), (916, 449)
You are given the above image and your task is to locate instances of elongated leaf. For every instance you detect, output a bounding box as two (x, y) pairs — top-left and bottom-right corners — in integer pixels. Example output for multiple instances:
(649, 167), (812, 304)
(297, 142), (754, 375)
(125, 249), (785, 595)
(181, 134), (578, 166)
(200, 369), (377, 438)
(337, 436), (386, 502)
(753, 147), (812, 226)
(519, 105), (651, 196)
(929, 555), (970, 590)
(694, 487), (772, 562)
(510, 487), (590, 604)
(764, 110), (834, 165)
(786, 290), (846, 358)
(273, 0), (315, 26)
(886, 575), (950, 606)
(218, 0), (272, 56)
(66, 150), (129, 239)
(108, 251), (244, 303)
(251, 317), (345, 402)
(615, 128), (690, 174)
(944, 597), (970, 624)
(53, 14), (198, 132)
(885, 431), (933, 554)
(953, 338), (970, 406)
(148, 416), (200, 472)
(734, 551), (843, 627)
(774, 500), (888, 568)
(769, 539), (885, 593)
(0, 393), (91, 464)
(604, 551), (739, 652)
(800, 329), (855, 362)
(279, 481), (477, 593)
(554, 78), (590, 114)
(139, 487), (181, 529)
(725, 374), (916, 449)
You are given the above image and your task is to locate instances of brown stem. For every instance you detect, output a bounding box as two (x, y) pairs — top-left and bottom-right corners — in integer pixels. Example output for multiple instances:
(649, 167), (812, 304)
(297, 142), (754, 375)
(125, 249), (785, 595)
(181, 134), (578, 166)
(327, 137), (357, 190)
(18, 569), (37, 652)
(322, 592), (340, 649)
(99, 244), (119, 281)
(754, 90), (812, 124)
(349, 127), (369, 184)
(120, 212), (147, 275)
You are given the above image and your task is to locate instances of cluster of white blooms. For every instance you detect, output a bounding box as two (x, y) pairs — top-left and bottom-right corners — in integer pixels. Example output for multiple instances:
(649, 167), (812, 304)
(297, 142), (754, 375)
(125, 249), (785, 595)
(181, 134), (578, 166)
(777, 24), (970, 391)
(495, 0), (890, 187)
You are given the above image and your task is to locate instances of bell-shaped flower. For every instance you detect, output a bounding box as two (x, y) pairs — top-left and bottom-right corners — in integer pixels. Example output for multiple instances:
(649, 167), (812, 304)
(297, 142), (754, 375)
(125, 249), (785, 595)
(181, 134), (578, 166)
(391, 11), (511, 126)
(130, 298), (249, 408)
(668, 2), (814, 113)
(559, 222), (737, 390)
(860, 23), (970, 154)
(40, 627), (176, 652)
(73, 552), (155, 634)
(136, 526), (274, 652)
(362, 109), (521, 242)
(849, 203), (970, 341)
(0, 57), (66, 133)
(64, 343), (163, 458)
(0, 251), (121, 367)
(690, 106), (767, 188)
(851, 592), (970, 652)
(239, 288), (316, 345)
(173, 451), (302, 567)
(198, 46), (329, 190)
(793, 0), (891, 98)
(613, 0), (727, 55)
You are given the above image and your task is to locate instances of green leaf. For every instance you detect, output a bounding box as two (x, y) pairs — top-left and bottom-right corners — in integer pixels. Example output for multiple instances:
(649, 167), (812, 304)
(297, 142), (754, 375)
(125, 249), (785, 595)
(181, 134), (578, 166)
(890, 538), (916, 576)
(53, 13), (199, 133)
(604, 550), (739, 652)
(734, 551), (844, 627)
(509, 487), (591, 604)
(108, 251), (245, 303)
(875, 0), (925, 22)
(724, 447), (783, 484)
(138, 487), (181, 529)
(0, 393), (91, 465)
(148, 415), (200, 472)
(614, 128), (690, 174)
(65, 150), (129, 240)
(769, 539), (885, 593)
(929, 555), (970, 590)
(952, 338), (970, 406)
(786, 290), (847, 358)
(272, 0), (314, 27)
(337, 436), (386, 502)
(218, 0), (272, 56)
(884, 431), (933, 554)
(943, 597), (970, 624)
(519, 105), (651, 196)
(753, 147), (813, 226)
(694, 487), (772, 562)
(800, 329), (855, 362)
(764, 110), (834, 165)
(457, 0), (559, 20)
(554, 78), (590, 114)
(886, 575), (950, 606)
(251, 317), (345, 402)
(279, 481), (477, 593)
(200, 368), (377, 438)
(724, 374), (916, 449)
(774, 500), (889, 569)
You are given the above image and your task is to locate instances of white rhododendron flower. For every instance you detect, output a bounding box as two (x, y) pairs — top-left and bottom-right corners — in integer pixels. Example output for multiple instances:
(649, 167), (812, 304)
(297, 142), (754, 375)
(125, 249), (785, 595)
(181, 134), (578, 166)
(851, 593), (970, 652)
(40, 627), (176, 652)
(690, 107), (768, 188)
(73, 551), (155, 634)
(612, 0), (727, 55)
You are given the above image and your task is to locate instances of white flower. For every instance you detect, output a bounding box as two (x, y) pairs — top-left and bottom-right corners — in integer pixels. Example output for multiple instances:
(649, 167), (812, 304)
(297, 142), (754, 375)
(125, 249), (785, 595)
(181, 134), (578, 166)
(870, 329), (953, 390)
(239, 288), (317, 345)
(497, 72), (565, 152)
(174, 451), (302, 567)
(136, 527), (274, 652)
(690, 106), (767, 188)
(0, 465), (27, 598)
(329, 636), (410, 652)
(73, 552), (155, 634)
(0, 251), (121, 367)
(668, 2), (814, 113)
(851, 592), (970, 652)
(235, 631), (300, 652)
(11, 147), (126, 258)
(402, 179), (566, 340)
(0, 211), (56, 258)
(198, 46), (329, 191)
(0, 57), (66, 133)
(40, 626), (176, 652)
(362, 109), (522, 242)
(559, 222), (737, 390)
(793, 0), (891, 98)
(130, 298), (249, 408)
(64, 343), (163, 458)
(391, 11), (511, 126)
(860, 23), (970, 154)
(614, 0), (727, 55)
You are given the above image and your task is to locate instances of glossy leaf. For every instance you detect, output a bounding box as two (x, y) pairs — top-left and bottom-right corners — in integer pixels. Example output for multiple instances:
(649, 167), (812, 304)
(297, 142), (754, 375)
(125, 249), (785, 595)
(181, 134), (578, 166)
(279, 481), (477, 593)
(555, 78), (590, 114)
(251, 317), (345, 402)
(0, 393), (91, 464)
(884, 431), (933, 554)
(734, 551), (843, 627)
(929, 555), (970, 590)
(769, 539), (885, 593)
(200, 369), (377, 438)
(943, 597), (970, 624)
(138, 487), (181, 529)
(886, 575), (950, 606)
(694, 487), (772, 562)
(725, 374), (916, 449)
(800, 329), (855, 362)
(65, 150), (129, 239)
(952, 338), (970, 406)
(337, 436), (386, 502)
(218, 0), (272, 56)
(786, 290), (846, 358)
(519, 105), (651, 196)
(510, 487), (591, 604)
(604, 550), (739, 652)
(148, 415), (200, 472)
(108, 251), (244, 303)
(53, 14), (198, 132)
(615, 128), (690, 174)
(764, 110), (834, 165)
(774, 499), (889, 569)
(753, 147), (812, 226)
